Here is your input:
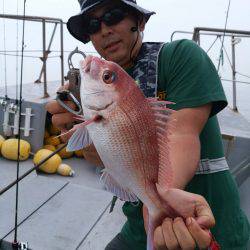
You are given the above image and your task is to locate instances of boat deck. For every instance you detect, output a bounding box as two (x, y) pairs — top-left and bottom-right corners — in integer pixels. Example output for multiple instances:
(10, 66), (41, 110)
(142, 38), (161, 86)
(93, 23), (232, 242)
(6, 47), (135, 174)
(0, 158), (125, 250)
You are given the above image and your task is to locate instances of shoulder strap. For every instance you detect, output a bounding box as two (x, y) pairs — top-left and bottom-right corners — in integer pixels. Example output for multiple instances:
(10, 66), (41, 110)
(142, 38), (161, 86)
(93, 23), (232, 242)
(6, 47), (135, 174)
(130, 42), (165, 98)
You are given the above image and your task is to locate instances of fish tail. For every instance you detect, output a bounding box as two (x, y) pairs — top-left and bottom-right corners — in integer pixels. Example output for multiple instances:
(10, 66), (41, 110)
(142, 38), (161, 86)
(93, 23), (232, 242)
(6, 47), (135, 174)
(146, 210), (168, 250)
(147, 214), (156, 250)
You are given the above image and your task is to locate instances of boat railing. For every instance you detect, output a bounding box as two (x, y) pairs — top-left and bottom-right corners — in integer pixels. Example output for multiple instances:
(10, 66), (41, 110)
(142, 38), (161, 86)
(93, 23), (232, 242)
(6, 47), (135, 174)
(171, 27), (250, 111)
(0, 14), (65, 98)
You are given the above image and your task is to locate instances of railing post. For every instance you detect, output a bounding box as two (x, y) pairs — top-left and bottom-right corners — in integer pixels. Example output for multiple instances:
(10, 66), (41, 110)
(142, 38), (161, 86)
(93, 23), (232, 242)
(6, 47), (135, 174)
(60, 20), (64, 86)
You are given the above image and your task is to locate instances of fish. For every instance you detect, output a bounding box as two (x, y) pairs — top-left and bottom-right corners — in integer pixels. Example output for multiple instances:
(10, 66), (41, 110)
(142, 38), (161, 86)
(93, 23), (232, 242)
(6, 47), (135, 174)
(67, 55), (175, 250)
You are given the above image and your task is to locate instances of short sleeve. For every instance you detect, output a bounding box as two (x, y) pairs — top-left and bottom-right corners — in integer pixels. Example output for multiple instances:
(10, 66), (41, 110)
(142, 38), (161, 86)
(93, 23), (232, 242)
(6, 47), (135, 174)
(158, 39), (227, 117)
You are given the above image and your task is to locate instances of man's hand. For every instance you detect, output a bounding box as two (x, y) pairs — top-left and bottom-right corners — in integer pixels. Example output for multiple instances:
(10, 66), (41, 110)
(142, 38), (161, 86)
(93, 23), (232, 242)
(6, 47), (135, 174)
(143, 185), (215, 250)
(45, 83), (76, 142)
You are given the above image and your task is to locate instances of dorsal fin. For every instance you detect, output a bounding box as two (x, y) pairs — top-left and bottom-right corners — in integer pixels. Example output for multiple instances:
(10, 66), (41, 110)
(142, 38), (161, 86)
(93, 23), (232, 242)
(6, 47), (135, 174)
(147, 97), (174, 189)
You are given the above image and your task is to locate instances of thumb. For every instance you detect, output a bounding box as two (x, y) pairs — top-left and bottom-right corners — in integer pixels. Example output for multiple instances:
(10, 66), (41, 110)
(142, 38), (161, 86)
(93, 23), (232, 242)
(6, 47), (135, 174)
(195, 203), (215, 229)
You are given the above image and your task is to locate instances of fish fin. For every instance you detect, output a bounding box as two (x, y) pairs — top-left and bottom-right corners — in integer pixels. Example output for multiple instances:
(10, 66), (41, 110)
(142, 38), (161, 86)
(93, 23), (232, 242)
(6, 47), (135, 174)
(66, 126), (92, 152)
(147, 97), (175, 106)
(148, 98), (174, 189)
(100, 170), (138, 202)
(146, 212), (167, 250)
(147, 215), (156, 250)
(65, 116), (98, 151)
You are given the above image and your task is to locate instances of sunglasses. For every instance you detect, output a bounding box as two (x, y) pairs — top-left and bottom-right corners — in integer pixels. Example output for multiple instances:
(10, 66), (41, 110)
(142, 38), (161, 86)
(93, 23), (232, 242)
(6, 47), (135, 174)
(85, 7), (128, 35)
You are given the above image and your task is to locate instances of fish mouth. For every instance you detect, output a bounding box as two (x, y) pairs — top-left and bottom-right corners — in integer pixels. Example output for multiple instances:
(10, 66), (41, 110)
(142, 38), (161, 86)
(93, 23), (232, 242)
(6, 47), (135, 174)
(85, 101), (114, 111)
(82, 90), (104, 96)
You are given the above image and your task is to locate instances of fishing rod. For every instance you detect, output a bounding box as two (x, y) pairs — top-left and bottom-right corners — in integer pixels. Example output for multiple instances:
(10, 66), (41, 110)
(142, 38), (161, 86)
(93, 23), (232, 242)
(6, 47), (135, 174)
(0, 143), (67, 197)
(0, 0), (10, 115)
(2, 0), (8, 100)
(12, 0), (27, 247)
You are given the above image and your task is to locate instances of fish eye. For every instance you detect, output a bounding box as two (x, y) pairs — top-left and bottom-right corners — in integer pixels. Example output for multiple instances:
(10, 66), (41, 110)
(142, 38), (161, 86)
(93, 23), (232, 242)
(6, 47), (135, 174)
(102, 70), (117, 84)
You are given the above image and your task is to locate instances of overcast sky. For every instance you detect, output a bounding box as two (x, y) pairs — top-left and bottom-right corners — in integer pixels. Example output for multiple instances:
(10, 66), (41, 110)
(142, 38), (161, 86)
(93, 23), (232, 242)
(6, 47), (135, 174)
(1, 0), (250, 110)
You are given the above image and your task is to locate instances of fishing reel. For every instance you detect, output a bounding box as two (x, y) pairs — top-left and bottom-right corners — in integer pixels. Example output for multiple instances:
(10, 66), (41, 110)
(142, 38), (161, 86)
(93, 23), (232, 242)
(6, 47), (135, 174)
(56, 47), (86, 115)
(0, 97), (8, 111)
(9, 102), (19, 113)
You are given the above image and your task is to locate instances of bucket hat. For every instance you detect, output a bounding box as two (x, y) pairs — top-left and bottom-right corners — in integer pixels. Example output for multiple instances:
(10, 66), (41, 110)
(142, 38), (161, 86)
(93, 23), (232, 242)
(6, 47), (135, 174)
(67, 0), (155, 43)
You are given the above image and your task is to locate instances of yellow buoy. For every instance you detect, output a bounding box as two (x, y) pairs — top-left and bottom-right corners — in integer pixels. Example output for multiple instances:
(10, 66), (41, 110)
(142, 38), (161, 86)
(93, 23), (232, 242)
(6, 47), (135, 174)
(0, 135), (5, 154)
(33, 149), (62, 174)
(56, 144), (74, 159)
(43, 144), (56, 151)
(1, 138), (31, 161)
(44, 136), (61, 146)
(57, 163), (75, 176)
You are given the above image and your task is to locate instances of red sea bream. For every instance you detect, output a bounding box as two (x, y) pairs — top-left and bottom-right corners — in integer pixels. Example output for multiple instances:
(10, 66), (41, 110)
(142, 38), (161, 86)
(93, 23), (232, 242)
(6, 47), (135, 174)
(67, 56), (174, 250)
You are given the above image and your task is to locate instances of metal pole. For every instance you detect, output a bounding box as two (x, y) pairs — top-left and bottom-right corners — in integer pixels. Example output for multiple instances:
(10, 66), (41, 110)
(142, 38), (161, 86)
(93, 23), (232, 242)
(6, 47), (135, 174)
(231, 36), (237, 111)
(60, 20), (64, 86)
(42, 19), (49, 98)
(197, 32), (201, 46)
(35, 23), (58, 83)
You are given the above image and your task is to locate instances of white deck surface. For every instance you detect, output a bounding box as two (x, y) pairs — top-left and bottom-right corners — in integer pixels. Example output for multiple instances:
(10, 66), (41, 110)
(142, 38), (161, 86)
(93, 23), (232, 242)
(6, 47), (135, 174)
(0, 158), (125, 250)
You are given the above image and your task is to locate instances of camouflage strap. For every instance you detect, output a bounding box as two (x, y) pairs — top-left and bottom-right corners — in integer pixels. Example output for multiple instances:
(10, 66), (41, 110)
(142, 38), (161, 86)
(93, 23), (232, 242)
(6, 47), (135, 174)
(130, 42), (165, 98)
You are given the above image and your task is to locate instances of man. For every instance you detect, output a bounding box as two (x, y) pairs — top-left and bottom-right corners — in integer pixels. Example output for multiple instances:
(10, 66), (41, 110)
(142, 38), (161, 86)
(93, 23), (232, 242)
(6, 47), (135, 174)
(46, 0), (250, 249)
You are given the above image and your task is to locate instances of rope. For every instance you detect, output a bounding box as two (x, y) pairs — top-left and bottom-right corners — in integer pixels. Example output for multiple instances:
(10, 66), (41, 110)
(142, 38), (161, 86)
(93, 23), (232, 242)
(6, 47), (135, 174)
(221, 78), (250, 85)
(218, 36), (233, 69)
(217, 37), (250, 81)
(206, 35), (219, 53)
(236, 71), (250, 79)
(217, 0), (232, 71)
(13, 0), (27, 246)
(2, 0), (8, 98)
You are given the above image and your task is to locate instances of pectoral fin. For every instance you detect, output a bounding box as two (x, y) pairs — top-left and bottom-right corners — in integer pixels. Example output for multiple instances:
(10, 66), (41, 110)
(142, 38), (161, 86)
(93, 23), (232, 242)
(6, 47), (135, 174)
(66, 116), (98, 152)
(100, 170), (138, 202)
(67, 126), (92, 152)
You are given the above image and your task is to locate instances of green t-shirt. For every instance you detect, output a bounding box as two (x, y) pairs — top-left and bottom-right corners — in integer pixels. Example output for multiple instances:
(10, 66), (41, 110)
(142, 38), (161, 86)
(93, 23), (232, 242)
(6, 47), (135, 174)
(121, 40), (250, 249)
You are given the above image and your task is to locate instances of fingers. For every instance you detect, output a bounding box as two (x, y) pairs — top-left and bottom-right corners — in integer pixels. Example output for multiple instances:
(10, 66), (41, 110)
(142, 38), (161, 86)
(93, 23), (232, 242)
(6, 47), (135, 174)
(172, 218), (196, 249)
(154, 217), (196, 250)
(154, 226), (167, 250)
(161, 218), (179, 250)
(194, 199), (215, 229)
(58, 82), (69, 91)
(51, 112), (75, 130)
(45, 90), (77, 136)
(186, 217), (211, 249)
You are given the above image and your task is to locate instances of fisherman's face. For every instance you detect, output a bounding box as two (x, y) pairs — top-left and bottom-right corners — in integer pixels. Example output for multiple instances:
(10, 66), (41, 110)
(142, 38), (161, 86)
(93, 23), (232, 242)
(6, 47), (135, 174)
(86, 3), (145, 68)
